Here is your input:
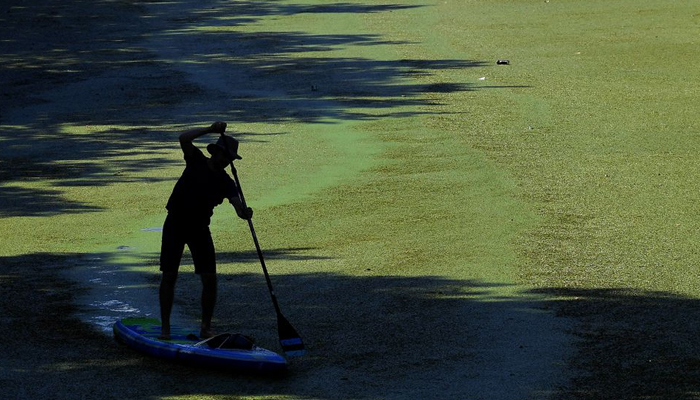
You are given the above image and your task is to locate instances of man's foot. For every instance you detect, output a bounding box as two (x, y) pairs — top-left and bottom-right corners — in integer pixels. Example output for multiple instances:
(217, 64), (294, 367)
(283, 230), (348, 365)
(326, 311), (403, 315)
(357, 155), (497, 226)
(200, 327), (216, 339)
(158, 327), (171, 340)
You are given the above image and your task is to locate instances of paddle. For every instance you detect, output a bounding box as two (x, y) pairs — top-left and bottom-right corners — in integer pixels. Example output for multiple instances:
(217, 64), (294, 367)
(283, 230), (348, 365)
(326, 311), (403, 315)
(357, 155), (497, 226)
(220, 133), (306, 357)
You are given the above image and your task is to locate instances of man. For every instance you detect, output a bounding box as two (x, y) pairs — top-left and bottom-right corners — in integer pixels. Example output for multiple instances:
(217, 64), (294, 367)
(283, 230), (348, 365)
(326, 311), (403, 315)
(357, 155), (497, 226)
(159, 121), (252, 340)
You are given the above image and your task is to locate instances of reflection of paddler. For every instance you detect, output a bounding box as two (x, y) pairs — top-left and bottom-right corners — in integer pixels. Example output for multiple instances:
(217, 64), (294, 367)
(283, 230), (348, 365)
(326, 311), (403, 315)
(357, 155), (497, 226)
(158, 122), (252, 340)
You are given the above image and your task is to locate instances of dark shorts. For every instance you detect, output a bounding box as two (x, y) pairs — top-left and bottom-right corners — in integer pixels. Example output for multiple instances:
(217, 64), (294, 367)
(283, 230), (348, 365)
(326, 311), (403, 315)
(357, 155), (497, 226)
(160, 214), (216, 275)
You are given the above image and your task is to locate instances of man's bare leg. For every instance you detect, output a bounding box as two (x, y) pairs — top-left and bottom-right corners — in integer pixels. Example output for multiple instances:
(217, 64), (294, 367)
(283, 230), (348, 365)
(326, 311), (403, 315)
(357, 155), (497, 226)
(200, 273), (217, 338)
(159, 271), (178, 340)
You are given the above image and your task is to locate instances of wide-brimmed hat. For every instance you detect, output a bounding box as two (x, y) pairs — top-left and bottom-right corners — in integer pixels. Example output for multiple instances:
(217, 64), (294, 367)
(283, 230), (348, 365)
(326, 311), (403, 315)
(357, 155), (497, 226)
(207, 135), (242, 160)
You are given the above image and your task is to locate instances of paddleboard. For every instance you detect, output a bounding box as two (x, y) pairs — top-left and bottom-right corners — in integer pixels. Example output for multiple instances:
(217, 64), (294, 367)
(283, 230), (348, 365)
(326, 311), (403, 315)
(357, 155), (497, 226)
(113, 317), (287, 372)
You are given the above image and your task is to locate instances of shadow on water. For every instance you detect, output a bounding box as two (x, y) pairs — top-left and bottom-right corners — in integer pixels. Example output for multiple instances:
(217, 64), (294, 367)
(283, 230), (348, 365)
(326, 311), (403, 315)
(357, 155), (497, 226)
(0, 0), (511, 217)
(0, 186), (101, 217)
(1, 251), (558, 400)
(217, 248), (334, 263)
(528, 287), (700, 400)
(4, 251), (700, 399)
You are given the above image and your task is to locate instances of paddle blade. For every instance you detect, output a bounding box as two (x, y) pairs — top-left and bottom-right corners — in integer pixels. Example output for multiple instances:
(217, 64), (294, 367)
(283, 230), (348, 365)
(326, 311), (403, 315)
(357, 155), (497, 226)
(277, 315), (305, 357)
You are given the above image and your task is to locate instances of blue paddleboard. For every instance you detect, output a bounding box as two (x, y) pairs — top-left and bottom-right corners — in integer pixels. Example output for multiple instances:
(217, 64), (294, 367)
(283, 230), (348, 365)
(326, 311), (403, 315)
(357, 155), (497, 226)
(114, 317), (287, 372)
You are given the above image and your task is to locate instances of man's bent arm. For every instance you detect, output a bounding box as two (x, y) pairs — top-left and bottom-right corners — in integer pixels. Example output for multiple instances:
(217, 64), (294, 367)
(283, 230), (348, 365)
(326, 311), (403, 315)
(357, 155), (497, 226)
(179, 122), (227, 157)
(229, 196), (253, 220)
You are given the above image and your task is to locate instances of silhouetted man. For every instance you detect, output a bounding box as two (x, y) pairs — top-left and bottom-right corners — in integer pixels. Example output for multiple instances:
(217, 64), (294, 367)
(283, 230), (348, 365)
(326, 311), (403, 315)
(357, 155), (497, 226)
(159, 121), (252, 340)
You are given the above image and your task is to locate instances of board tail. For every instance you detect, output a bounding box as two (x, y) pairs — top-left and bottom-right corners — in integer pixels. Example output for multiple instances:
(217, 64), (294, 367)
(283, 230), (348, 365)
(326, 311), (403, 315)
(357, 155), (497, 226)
(278, 315), (305, 357)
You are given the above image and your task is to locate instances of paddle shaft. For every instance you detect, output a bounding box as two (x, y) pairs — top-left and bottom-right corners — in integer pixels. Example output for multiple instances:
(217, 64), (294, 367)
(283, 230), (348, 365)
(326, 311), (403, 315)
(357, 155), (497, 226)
(216, 132), (282, 315)
(229, 166), (284, 317)
(218, 133), (304, 356)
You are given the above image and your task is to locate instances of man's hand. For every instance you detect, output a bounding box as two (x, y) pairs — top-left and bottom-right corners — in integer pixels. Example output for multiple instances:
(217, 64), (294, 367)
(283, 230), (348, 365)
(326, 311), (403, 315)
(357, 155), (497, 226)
(230, 196), (253, 220)
(209, 121), (227, 135)
(237, 206), (253, 220)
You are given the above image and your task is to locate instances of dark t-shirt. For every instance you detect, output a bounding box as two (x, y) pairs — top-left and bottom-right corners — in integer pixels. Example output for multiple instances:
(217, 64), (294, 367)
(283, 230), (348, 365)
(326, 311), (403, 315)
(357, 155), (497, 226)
(166, 147), (237, 226)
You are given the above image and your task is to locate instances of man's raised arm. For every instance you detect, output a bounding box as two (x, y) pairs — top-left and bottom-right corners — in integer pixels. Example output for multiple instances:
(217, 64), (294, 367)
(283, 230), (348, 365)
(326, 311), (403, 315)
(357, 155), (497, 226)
(179, 122), (227, 157)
